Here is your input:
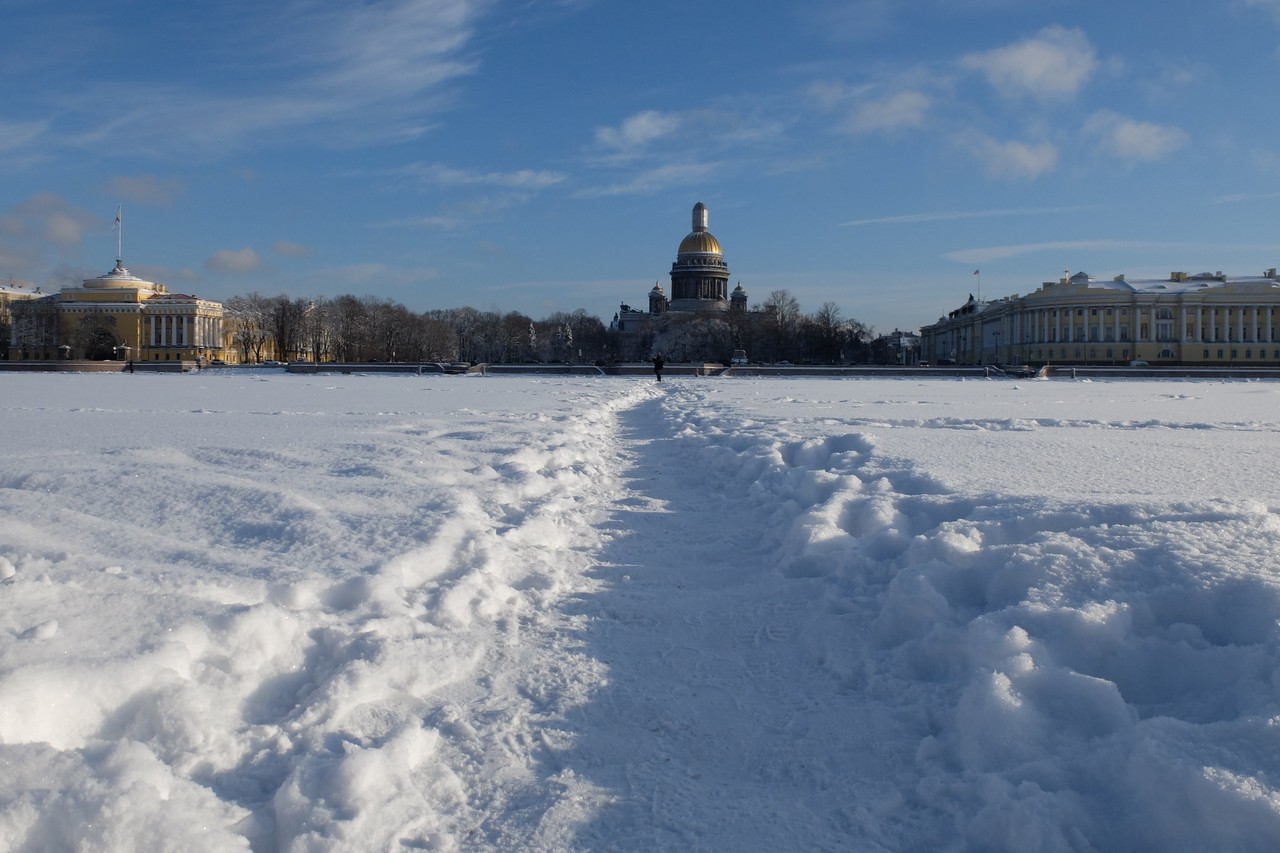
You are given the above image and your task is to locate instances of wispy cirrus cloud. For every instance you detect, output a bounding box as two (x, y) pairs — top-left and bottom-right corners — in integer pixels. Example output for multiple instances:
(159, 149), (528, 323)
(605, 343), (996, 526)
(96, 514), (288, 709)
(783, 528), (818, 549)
(575, 162), (721, 198)
(842, 205), (1100, 227)
(40, 0), (492, 158)
(391, 162), (567, 190)
(945, 239), (1183, 264)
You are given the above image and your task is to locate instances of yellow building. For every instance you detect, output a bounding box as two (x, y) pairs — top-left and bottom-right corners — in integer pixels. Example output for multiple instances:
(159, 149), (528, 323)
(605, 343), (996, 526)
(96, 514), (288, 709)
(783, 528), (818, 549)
(9, 258), (226, 364)
(921, 269), (1280, 367)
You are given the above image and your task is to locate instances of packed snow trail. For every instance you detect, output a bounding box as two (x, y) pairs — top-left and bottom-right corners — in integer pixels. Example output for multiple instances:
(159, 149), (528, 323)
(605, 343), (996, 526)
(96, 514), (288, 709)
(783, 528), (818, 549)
(535, 384), (949, 851)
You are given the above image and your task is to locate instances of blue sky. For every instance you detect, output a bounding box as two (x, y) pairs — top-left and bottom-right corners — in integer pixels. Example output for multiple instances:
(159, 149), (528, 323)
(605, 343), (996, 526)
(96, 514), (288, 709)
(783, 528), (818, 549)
(3, 0), (1279, 334)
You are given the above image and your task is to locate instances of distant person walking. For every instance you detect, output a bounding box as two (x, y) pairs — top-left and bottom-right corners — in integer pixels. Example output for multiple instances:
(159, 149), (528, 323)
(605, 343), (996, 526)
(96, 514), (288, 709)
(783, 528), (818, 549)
(652, 355), (664, 382)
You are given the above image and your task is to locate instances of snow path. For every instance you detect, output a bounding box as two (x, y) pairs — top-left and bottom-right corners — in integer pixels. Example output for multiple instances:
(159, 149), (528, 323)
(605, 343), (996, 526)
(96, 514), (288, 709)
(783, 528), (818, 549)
(552, 385), (944, 851)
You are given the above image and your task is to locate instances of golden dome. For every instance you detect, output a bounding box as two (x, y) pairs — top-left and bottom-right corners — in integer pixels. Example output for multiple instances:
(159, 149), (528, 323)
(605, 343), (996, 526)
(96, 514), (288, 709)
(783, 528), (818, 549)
(678, 230), (722, 255)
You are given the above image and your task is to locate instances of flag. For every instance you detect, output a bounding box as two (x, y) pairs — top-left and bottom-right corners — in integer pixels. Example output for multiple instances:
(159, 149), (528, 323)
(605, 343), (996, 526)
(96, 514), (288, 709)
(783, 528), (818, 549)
(113, 207), (121, 231)
(972, 269), (980, 275)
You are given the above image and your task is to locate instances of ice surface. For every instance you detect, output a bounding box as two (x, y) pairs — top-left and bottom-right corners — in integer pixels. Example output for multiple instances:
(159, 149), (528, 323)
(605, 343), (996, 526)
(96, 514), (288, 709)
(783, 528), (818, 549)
(1, 372), (1279, 851)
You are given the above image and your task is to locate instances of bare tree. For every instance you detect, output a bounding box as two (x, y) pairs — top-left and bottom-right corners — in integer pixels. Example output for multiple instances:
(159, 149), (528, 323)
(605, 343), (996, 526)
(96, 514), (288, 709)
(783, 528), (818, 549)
(267, 295), (307, 361)
(807, 301), (845, 363)
(329, 295), (370, 362)
(10, 297), (60, 356)
(296, 299), (331, 362)
(224, 293), (272, 363)
(759, 289), (801, 362)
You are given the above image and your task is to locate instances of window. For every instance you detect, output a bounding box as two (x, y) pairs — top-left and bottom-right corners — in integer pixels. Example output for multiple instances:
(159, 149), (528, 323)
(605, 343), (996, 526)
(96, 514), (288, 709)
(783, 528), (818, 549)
(1203, 349), (1209, 359)
(1218, 349), (1224, 359)
(1246, 350), (1252, 359)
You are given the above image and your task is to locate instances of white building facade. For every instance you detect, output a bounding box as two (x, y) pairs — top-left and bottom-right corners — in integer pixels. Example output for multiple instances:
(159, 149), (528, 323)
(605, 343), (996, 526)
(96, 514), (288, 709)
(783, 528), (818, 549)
(921, 269), (1280, 367)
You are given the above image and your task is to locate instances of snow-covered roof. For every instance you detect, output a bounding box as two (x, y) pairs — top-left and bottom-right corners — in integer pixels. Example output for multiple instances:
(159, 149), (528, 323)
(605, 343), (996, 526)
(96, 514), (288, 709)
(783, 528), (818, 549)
(1042, 270), (1280, 295)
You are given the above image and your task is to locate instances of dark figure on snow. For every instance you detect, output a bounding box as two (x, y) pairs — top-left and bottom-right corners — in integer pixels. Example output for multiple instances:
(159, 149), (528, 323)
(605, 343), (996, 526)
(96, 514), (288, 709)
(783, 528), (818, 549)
(652, 355), (664, 382)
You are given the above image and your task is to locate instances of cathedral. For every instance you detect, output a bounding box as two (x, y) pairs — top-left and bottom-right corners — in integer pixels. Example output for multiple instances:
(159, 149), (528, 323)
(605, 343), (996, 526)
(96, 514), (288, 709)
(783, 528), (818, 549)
(612, 202), (749, 354)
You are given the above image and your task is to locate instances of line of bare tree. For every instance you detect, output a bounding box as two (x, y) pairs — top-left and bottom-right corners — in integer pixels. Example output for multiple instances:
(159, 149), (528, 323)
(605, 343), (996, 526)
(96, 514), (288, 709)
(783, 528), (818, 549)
(221, 289), (877, 365)
(223, 293), (611, 365)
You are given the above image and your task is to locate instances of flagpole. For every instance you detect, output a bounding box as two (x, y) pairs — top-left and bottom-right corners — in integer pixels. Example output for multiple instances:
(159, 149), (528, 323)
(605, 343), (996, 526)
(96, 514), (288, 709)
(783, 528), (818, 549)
(115, 205), (122, 264)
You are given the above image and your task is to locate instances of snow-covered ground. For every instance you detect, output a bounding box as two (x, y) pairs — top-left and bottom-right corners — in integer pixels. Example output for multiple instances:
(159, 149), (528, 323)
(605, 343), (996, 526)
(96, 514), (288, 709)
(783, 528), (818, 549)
(2, 372), (1279, 852)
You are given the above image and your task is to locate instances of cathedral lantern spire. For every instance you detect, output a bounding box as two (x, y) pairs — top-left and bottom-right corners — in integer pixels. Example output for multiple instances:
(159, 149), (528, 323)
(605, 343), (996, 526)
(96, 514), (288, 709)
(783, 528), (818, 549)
(692, 201), (708, 232)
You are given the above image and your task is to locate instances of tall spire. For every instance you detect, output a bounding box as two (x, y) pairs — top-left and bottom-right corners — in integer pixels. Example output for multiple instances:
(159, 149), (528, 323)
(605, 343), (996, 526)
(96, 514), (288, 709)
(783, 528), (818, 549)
(113, 205), (123, 266)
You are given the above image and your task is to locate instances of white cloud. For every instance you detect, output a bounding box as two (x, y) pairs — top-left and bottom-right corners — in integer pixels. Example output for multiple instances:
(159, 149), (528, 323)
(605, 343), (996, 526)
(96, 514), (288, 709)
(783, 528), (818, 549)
(961, 26), (1097, 100)
(312, 262), (440, 291)
(963, 134), (1059, 179)
(206, 248), (262, 274)
(1241, 0), (1280, 19)
(272, 240), (310, 257)
(105, 175), (185, 206)
(1084, 110), (1188, 164)
(847, 90), (931, 135)
(1, 193), (98, 248)
(594, 110), (682, 156)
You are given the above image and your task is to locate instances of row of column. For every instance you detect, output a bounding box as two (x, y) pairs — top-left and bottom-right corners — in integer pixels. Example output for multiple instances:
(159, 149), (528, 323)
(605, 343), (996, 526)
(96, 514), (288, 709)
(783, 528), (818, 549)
(148, 314), (221, 348)
(1008, 304), (1278, 346)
